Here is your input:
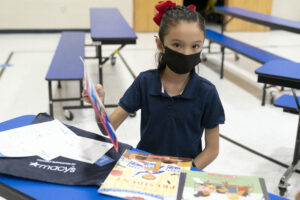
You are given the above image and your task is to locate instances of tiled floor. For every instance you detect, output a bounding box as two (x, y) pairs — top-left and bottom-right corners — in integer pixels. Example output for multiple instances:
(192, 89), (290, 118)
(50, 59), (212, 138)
(0, 28), (299, 199)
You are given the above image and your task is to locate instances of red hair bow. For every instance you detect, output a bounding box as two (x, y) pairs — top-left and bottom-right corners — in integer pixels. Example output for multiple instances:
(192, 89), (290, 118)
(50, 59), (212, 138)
(153, 1), (197, 26)
(187, 4), (196, 11)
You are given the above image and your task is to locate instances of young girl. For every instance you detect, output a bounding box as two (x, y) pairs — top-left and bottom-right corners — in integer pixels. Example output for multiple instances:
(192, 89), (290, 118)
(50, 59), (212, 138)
(83, 1), (225, 169)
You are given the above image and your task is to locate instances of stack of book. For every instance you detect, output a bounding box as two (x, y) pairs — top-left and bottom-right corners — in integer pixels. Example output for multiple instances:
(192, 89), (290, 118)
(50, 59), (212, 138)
(98, 150), (269, 200)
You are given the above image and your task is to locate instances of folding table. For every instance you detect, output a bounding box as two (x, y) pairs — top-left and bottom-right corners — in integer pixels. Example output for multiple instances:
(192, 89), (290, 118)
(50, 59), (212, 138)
(0, 115), (289, 200)
(89, 8), (137, 85)
(256, 59), (300, 196)
(213, 6), (300, 105)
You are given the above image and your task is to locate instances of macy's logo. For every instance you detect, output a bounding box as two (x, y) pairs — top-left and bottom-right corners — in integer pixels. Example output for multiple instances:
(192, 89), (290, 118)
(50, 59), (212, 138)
(29, 162), (76, 173)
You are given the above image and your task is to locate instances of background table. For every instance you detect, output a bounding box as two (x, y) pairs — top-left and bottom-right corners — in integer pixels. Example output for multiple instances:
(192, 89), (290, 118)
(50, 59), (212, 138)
(89, 8), (137, 85)
(256, 60), (300, 196)
(89, 8), (137, 111)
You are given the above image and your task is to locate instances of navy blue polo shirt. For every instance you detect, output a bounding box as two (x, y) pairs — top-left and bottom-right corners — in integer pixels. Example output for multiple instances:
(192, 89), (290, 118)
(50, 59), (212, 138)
(119, 69), (225, 158)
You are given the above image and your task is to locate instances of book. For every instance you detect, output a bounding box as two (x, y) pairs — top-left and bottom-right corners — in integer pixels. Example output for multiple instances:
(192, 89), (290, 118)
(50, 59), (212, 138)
(177, 170), (269, 200)
(98, 149), (192, 200)
(80, 57), (118, 152)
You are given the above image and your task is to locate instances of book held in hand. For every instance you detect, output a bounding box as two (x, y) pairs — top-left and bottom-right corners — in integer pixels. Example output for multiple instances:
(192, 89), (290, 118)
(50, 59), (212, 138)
(81, 57), (118, 152)
(98, 149), (192, 200)
(177, 170), (269, 200)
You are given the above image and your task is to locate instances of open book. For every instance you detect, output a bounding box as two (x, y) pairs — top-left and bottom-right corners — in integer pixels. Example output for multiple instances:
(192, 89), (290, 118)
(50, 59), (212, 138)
(177, 170), (269, 200)
(98, 149), (192, 200)
(80, 57), (118, 152)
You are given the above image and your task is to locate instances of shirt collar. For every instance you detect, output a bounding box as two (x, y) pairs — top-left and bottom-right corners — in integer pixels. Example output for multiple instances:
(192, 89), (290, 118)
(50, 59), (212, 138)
(149, 70), (163, 96)
(161, 82), (184, 95)
(179, 69), (197, 99)
(149, 69), (197, 99)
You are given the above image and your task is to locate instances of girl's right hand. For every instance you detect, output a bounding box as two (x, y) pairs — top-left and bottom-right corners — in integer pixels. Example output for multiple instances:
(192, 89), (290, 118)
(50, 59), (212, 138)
(82, 84), (105, 104)
(95, 84), (105, 103)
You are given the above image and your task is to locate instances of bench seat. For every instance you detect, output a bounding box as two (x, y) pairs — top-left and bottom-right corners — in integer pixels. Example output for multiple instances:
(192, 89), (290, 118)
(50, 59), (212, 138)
(205, 29), (292, 106)
(274, 94), (300, 112)
(205, 29), (288, 64)
(46, 32), (85, 80)
(45, 31), (85, 118)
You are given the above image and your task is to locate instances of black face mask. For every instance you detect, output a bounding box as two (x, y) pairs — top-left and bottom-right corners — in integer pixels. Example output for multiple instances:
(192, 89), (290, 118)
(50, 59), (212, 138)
(162, 46), (201, 74)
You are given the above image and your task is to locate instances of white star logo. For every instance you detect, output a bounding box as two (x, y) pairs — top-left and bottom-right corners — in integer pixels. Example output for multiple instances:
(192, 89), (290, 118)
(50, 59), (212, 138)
(29, 162), (39, 167)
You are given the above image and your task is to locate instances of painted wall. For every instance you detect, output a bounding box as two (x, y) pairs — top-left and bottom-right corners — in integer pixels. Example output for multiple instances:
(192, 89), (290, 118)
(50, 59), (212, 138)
(0, 0), (133, 30)
(271, 0), (300, 21)
(0, 0), (299, 30)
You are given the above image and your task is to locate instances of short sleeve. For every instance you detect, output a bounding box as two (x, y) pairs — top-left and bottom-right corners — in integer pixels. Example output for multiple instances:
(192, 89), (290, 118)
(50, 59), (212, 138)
(201, 86), (225, 129)
(118, 75), (142, 113)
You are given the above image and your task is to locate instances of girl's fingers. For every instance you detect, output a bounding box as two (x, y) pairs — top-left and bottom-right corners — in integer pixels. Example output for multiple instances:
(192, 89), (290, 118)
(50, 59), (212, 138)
(95, 84), (103, 92)
(82, 90), (91, 103)
(95, 84), (105, 97)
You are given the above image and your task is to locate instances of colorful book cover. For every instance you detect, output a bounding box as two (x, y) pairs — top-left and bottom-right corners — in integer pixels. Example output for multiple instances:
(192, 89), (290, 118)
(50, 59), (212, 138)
(177, 170), (269, 200)
(98, 149), (192, 200)
(80, 57), (118, 152)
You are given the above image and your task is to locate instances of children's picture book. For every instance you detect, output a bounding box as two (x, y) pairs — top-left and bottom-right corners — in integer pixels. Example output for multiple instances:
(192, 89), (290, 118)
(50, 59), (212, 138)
(177, 170), (269, 200)
(80, 57), (118, 152)
(98, 149), (192, 200)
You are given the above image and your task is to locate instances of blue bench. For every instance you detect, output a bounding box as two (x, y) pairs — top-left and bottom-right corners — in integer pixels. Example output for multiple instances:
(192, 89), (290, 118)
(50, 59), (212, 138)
(274, 94), (300, 114)
(205, 29), (290, 105)
(45, 31), (85, 119)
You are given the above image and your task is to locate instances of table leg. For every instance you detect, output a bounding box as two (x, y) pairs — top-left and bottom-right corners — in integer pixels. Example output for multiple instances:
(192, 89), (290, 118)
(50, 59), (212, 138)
(262, 84), (267, 106)
(79, 80), (84, 107)
(220, 46), (225, 79)
(291, 89), (300, 166)
(278, 114), (300, 196)
(278, 89), (300, 196)
(97, 45), (103, 85)
(292, 114), (300, 165)
(221, 15), (225, 34)
(58, 81), (62, 89)
(48, 81), (53, 117)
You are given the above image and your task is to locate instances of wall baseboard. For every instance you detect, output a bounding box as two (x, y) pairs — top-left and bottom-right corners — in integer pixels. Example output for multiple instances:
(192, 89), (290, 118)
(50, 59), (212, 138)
(0, 29), (90, 34)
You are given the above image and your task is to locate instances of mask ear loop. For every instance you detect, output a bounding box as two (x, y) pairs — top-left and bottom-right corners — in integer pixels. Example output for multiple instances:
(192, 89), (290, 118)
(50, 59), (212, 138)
(154, 35), (169, 72)
(196, 51), (203, 74)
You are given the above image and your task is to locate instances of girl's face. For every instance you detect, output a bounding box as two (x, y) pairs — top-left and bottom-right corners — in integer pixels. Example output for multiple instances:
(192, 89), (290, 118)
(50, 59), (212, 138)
(158, 21), (204, 55)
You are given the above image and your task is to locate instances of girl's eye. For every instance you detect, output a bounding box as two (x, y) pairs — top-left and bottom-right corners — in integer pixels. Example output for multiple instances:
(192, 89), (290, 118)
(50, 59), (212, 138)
(172, 43), (181, 48)
(192, 44), (200, 49)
